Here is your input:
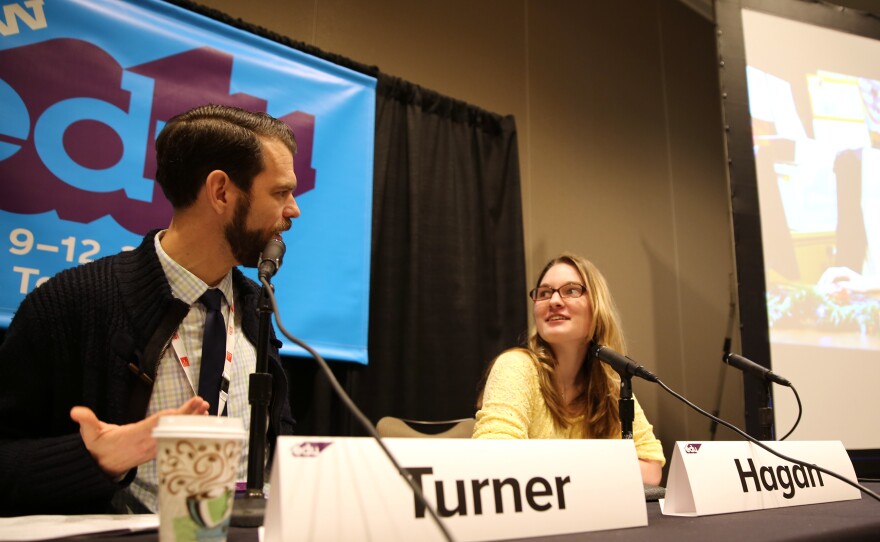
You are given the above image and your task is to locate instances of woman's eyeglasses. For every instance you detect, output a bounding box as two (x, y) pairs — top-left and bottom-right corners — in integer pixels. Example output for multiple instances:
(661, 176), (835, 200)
(529, 282), (587, 302)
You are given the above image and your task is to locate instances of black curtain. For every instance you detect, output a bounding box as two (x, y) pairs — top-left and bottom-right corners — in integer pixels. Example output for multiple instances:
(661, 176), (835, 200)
(288, 75), (527, 435)
(351, 76), (527, 428)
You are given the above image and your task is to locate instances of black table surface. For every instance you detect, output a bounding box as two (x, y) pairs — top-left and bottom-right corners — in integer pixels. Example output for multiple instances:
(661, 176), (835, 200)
(43, 482), (880, 542)
(520, 485), (880, 541)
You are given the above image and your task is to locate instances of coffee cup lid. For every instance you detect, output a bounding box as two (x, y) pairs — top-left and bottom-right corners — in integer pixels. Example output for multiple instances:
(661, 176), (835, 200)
(152, 415), (247, 440)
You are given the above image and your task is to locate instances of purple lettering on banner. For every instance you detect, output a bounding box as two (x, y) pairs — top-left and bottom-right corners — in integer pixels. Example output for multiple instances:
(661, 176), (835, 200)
(0, 39), (316, 235)
(278, 110), (316, 196)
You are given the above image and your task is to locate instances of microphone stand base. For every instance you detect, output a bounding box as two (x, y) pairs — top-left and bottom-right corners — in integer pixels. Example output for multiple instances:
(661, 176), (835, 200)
(231, 492), (267, 528)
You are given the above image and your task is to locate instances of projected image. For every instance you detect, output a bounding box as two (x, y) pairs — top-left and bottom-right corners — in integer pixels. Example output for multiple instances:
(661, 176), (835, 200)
(744, 16), (880, 351)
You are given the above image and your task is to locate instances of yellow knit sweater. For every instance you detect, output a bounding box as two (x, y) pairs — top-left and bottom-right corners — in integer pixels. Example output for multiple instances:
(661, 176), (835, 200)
(473, 349), (666, 466)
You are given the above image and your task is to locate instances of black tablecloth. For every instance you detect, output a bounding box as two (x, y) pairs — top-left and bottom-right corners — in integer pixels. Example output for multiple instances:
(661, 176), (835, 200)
(44, 483), (880, 542)
(226, 483), (880, 542)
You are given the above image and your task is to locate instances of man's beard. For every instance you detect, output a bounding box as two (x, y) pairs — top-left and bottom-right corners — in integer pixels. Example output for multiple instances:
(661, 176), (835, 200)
(224, 197), (290, 268)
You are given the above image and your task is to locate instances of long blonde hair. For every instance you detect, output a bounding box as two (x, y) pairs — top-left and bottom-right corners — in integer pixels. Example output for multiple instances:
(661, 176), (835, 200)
(512, 253), (627, 438)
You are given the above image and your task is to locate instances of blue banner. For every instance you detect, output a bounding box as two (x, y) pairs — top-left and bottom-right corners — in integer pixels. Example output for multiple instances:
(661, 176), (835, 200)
(0, 0), (375, 364)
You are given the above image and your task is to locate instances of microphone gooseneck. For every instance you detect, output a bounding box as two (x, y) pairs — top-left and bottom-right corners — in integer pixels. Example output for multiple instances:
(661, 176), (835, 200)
(258, 236), (286, 281)
(724, 353), (791, 387)
(588, 342), (659, 382)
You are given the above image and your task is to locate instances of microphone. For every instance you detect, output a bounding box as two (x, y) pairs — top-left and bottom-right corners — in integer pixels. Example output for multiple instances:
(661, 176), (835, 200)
(258, 236), (285, 281)
(724, 353), (791, 387)
(588, 342), (658, 382)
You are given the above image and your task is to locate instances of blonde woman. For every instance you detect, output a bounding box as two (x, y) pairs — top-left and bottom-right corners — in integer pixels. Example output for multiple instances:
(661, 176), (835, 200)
(473, 253), (664, 485)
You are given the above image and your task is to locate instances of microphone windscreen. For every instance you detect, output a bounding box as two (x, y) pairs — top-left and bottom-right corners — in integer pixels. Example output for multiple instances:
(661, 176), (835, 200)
(258, 236), (286, 280)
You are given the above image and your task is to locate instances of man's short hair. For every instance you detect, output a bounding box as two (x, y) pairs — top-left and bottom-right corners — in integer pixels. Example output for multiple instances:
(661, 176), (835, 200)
(155, 104), (297, 209)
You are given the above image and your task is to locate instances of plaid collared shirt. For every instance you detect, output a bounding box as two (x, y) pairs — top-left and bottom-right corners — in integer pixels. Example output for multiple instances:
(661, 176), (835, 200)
(125, 231), (257, 512)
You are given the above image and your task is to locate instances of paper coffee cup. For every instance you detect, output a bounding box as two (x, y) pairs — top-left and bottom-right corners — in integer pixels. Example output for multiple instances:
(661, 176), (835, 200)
(153, 415), (247, 542)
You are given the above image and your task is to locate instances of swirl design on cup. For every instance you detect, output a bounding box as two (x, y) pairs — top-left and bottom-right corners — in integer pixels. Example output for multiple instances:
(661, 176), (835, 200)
(158, 439), (242, 498)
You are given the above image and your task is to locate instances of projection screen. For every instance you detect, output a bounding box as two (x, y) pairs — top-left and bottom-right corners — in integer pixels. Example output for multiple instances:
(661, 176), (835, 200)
(717, 0), (880, 459)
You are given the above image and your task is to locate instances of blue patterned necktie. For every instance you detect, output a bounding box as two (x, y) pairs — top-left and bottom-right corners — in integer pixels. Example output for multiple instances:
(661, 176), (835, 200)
(197, 289), (226, 416)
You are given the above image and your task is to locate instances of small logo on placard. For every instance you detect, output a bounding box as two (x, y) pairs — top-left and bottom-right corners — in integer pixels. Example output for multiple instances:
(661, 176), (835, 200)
(685, 443), (702, 454)
(292, 442), (333, 457)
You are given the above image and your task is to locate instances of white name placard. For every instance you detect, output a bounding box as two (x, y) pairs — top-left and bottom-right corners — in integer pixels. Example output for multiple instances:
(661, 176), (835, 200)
(263, 437), (647, 541)
(660, 440), (860, 517)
